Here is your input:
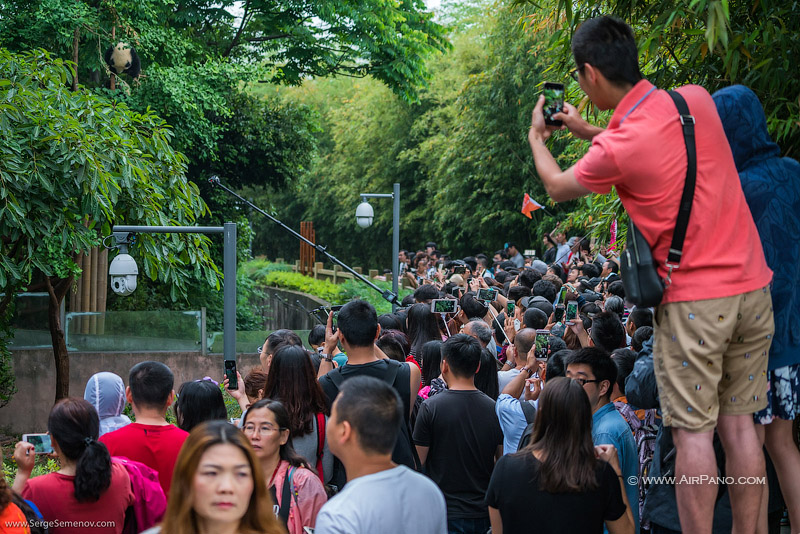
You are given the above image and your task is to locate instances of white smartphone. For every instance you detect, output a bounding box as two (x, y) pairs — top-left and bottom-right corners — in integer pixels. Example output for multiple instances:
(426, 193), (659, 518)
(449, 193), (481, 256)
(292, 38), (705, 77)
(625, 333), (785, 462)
(22, 433), (54, 454)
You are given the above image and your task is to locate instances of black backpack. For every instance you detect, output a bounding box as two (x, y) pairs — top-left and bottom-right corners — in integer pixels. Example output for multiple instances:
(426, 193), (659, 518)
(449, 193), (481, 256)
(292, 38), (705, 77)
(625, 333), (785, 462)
(324, 360), (420, 491)
(516, 400), (537, 451)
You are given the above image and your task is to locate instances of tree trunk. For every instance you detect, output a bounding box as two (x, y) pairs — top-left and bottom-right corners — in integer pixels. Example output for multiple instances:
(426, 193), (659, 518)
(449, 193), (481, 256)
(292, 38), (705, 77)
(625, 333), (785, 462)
(45, 274), (76, 402)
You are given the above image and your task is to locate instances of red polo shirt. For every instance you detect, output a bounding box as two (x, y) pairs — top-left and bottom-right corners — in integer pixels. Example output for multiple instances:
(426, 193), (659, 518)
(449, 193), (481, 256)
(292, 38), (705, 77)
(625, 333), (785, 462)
(574, 80), (772, 303)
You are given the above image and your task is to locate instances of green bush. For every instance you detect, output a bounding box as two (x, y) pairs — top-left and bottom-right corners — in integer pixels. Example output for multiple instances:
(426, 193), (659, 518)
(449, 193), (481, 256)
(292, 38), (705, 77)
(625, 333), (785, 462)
(241, 259), (413, 315)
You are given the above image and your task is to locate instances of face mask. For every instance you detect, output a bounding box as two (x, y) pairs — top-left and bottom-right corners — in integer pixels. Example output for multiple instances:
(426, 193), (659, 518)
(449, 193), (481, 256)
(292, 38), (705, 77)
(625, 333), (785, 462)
(513, 319), (521, 332)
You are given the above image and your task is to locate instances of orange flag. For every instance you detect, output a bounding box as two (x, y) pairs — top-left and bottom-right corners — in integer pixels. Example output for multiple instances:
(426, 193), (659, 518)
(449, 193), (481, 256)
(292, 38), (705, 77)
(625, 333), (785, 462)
(521, 193), (544, 218)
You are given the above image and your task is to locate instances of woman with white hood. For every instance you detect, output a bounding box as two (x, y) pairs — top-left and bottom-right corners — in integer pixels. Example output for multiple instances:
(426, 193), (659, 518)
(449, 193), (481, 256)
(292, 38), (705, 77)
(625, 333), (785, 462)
(84, 372), (131, 436)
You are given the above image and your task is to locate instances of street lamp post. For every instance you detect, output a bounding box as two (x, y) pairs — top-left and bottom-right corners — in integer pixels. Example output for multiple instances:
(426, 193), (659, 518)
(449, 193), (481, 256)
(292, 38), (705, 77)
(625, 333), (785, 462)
(357, 183), (400, 312)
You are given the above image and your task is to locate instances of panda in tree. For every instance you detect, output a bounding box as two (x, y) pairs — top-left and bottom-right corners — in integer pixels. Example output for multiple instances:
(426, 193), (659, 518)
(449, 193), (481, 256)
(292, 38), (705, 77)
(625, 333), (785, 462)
(104, 42), (141, 79)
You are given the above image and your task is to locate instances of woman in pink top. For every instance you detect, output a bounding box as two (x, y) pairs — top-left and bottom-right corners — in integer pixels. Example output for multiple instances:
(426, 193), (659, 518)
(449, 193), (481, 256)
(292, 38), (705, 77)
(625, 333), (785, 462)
(243, 399), (327, 534)
(12, 398), (134, 534)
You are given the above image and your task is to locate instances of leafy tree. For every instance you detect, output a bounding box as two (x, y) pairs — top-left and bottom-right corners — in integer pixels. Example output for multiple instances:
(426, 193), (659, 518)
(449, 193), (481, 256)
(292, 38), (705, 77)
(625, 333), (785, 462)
(0, 49), (220, 400)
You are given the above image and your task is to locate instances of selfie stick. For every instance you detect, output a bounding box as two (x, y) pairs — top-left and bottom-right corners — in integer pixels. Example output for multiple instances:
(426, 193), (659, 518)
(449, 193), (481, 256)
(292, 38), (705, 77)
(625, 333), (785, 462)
(485, 304), (512, 346)
(209, 176), (398, 306)
(440, 314), (452, 338)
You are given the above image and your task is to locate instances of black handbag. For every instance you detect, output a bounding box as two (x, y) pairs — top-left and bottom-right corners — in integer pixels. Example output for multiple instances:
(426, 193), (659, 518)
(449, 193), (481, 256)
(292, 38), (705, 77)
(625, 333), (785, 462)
(621, 90), (697, 308)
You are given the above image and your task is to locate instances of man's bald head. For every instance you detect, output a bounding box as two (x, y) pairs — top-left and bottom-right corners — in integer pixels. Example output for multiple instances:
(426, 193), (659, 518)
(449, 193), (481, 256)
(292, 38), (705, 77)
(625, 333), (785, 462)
(514, 328), (537, 357)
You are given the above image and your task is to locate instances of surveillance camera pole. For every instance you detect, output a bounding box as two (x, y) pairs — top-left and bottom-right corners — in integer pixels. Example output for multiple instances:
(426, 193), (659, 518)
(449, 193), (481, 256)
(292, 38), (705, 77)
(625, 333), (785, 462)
(208, 176), (399, 307)
(110, 223), (237, 363)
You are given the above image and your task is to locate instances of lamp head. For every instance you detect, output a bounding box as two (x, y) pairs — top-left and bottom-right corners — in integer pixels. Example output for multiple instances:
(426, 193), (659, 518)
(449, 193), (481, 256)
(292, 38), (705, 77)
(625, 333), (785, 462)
(356, 201), (374, 228)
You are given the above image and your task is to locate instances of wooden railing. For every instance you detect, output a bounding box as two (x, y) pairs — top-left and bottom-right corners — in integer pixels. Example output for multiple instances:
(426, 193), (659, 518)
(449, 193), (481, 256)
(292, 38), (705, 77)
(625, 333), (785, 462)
(275, 258), (410, 287)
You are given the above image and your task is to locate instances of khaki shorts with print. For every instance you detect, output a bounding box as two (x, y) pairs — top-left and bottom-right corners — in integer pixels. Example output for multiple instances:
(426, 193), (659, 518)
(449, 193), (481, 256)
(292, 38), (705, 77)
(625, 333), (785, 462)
(653, 286), (773, 433)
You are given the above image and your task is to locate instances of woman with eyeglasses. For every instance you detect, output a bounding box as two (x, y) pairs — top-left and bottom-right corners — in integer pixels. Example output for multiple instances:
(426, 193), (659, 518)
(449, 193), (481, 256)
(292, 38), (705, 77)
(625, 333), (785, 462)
(486, 377), (635, 534)
(242, 399), (327, 534)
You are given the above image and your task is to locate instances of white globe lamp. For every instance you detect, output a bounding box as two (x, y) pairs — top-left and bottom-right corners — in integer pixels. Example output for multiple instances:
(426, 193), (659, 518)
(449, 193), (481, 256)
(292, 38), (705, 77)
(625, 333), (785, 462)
(356, 201), (374, 228)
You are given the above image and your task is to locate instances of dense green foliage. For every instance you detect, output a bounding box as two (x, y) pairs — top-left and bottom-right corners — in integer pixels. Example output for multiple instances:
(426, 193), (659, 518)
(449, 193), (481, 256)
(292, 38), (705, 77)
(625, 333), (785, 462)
(0, 49), (220, 398)
(251, 0), (575, 268)
(241, 260), (412, 315)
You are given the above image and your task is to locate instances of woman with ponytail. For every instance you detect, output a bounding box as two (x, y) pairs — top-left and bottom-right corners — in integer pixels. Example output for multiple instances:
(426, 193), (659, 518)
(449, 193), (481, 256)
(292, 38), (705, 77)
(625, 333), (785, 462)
(12, 398), (134, 534)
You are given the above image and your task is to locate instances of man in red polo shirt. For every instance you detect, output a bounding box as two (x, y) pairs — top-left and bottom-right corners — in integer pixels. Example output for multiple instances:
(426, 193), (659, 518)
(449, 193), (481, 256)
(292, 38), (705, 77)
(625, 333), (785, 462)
(526, 16), (773, 534)
(100, 361), (188, 496)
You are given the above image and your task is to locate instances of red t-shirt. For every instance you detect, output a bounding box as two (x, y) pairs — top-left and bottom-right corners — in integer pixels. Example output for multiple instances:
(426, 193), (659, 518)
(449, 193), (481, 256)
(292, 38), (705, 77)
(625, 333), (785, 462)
(99, 423), (188, 496)
(21, 463), (134, 534)
(574, 80), (772, 304)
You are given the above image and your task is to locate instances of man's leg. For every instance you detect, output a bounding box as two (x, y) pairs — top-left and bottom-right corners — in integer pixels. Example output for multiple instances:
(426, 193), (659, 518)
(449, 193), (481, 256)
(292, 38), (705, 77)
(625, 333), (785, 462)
(754, 423), (769, 534)
(717, 413), (766, 534)
(672, 427), (717, 534)
(765, 417), (800, 531)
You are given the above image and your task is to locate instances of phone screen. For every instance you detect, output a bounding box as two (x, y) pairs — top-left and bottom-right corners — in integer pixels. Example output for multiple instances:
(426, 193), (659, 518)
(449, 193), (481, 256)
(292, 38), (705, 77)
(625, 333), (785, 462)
(543, 82), (565, 126)
(453, 265), (467, 275)
(535, 330), (551, 360)
(554, 304), (565, 323)
(506, 301), (515, 316)
(477, 288), (497, 302)
(432, 299), (458, 314)
(224, 359), (238, 390)
(23, 434), (54, 454)
(555, 286), (567, 306)
(565, 301), (578, 322)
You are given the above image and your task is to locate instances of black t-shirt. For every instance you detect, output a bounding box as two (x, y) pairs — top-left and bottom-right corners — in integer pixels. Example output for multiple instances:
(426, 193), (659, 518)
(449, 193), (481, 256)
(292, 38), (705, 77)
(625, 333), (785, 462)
(413, 389), (503, 519)
(485, 453), (626, 534)
(319, 359), (416, 470)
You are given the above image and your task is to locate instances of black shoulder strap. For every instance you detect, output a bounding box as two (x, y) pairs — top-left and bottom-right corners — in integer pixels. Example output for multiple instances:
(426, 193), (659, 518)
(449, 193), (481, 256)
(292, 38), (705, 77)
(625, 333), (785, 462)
(519, 399), (536, 424)
(278, 468), (292, 525)
(665, 90), (697, 270)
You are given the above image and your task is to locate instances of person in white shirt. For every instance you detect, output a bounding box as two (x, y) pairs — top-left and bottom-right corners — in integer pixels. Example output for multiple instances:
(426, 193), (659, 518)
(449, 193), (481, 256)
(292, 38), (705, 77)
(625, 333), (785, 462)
(315, 376), (447, 534)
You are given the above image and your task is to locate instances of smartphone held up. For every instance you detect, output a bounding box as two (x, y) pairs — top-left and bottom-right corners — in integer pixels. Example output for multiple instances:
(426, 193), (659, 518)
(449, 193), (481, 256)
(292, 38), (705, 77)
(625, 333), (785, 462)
(542, 82), (565, 127)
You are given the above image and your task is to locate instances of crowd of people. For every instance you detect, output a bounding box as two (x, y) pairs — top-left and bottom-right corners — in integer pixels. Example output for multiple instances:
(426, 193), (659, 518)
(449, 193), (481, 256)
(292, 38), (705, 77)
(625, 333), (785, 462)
(1, 14), (798, 534)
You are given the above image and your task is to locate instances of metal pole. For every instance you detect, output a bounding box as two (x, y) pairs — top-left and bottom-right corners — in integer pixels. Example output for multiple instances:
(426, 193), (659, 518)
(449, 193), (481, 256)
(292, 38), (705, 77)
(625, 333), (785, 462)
(223, 222), (237, 362)
(392, 183), (400, 312)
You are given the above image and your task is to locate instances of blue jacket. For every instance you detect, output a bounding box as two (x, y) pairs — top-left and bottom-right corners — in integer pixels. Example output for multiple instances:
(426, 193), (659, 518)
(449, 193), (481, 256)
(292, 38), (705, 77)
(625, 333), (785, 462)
(713, 85), (800, 370)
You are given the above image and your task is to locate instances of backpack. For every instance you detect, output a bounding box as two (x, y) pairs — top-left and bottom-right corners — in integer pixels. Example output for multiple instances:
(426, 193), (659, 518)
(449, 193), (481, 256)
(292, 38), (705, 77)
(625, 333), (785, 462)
(113, 456), (167, 534)
(613, 401), (657, 518)
(324, 360), (420, 490)
(516, 400), (537, 451)
(314, 412), (326, 482)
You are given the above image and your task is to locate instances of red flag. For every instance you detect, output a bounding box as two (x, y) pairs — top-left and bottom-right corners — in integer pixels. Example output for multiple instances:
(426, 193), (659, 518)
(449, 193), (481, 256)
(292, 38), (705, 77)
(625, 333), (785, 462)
(521, 193), (543, 218)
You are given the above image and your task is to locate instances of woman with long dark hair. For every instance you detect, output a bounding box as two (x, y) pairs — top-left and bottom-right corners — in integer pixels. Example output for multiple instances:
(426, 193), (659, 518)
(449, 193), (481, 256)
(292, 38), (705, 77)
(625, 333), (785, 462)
(262, 343), (333, 483)
(144, 420), (283, 534)
(486, 377), (634, 534)
(407, 303), (445, 363)
(243, 399), (327, 534)
(12, 398), (134, 534)
(174, 378), (228, 433)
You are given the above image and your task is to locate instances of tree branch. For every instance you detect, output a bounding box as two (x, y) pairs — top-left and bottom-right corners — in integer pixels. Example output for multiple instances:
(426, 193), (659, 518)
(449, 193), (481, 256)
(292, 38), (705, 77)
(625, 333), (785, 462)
(223, 0), (251, 57)
(246, 33), (292, 42)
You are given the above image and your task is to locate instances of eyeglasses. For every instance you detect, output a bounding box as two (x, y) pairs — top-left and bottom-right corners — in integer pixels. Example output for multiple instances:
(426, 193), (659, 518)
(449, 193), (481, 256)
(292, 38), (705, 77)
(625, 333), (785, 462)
(569, 65), (585, 82)
(242, 423), (284, 436)
(572, 377), (600, 387)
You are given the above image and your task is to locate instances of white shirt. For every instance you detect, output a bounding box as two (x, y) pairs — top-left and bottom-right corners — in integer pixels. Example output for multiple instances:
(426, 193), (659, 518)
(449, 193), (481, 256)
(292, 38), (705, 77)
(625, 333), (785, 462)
(315, 465), (447, 534)
(555, 244), (571, 266)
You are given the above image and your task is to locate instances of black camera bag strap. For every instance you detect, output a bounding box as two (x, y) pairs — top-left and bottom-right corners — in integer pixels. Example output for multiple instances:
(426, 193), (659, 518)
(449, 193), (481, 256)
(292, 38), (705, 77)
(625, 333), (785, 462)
(663, 90), (697, 282)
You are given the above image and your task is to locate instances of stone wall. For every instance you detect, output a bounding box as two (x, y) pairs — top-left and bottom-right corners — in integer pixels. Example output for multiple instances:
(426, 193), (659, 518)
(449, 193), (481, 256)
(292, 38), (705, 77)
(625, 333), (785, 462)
(0, 349), (263, 434)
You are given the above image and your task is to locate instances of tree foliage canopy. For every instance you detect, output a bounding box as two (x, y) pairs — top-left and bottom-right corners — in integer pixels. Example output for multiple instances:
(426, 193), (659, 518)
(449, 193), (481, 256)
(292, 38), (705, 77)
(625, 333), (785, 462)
(0, 49), (219, 299)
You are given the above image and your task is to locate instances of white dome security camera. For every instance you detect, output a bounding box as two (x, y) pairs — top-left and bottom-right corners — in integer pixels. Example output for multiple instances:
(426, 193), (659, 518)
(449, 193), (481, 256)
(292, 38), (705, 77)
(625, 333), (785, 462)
(355, 201), (374, 228)
(109, 253), (139, 296)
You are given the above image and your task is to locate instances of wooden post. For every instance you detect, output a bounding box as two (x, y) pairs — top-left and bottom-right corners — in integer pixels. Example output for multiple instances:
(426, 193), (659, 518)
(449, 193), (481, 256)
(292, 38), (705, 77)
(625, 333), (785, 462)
(354, 267), (362, 275)
(314, 262), (323, 280)
(97, 248), (107, 334)
(369, 269), (379, 279)
(89, 247), (98, 334)
(80, 253), (91, 334)
(333, 264), (341, 284)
